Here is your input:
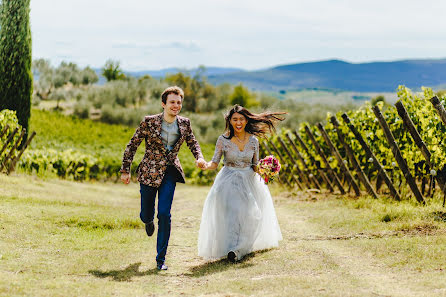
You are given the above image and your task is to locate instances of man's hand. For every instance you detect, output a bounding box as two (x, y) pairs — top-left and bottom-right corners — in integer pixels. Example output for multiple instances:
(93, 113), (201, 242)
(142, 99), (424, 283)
(196, 158), (207, 169)
(121, 172), (130, 184)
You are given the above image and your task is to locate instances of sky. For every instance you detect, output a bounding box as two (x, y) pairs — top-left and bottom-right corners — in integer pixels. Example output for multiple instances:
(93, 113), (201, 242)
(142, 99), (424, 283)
(30, 0), (446, 71)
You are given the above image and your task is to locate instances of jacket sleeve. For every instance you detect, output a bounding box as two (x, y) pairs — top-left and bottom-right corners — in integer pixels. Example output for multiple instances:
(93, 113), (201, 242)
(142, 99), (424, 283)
(120, 118), (148, 173)
(184, 119), (204, 160)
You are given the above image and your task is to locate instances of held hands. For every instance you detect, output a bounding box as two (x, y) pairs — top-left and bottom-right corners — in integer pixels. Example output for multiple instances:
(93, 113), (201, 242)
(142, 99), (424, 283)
(121, 172), (130, 184)
(196, 158), (208, 170)
(122, 159), (207, 183)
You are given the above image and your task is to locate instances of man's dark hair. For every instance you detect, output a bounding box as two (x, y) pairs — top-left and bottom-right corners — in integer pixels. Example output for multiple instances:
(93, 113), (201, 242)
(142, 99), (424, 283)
(161, 86), (184, 104)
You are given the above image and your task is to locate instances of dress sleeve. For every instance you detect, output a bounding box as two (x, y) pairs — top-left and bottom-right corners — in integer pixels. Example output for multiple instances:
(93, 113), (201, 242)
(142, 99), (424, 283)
(211, 136), (224, 164)
(252, 137), (259, 166)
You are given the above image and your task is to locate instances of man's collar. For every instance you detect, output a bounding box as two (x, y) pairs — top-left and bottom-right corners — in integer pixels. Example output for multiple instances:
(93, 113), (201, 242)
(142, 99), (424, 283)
(162, 111), (177, 124)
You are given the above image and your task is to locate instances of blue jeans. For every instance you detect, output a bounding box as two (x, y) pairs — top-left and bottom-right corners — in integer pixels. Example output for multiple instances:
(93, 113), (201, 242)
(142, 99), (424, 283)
(139, 166), (178, 265)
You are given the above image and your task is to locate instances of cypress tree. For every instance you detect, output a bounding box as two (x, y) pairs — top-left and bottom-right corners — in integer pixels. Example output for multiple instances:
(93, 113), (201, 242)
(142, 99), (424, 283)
(0, 0), (33, 135)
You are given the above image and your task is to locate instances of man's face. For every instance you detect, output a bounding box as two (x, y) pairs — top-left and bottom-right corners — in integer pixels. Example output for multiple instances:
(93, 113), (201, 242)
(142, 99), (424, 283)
(162, 93), (182, 117)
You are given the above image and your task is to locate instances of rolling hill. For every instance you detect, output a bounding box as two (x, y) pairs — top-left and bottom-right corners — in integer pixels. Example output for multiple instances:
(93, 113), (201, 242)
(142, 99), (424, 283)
(96, 58), (446, 92)
(207, 59), (446, 92)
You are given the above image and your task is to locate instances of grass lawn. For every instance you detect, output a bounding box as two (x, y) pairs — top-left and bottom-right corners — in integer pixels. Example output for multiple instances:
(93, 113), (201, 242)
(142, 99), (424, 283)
(20, 109), (218, 183)
(28, 108), (216, 160)
(1, 173), (446, 296)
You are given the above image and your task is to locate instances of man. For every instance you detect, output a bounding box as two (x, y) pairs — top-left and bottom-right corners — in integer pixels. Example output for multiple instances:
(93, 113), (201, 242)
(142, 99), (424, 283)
(120, 86), (206, 270)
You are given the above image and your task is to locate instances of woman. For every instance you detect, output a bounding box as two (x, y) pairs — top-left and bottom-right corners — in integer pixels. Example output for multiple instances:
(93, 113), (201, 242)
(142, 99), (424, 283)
(198, 104), (285, 262)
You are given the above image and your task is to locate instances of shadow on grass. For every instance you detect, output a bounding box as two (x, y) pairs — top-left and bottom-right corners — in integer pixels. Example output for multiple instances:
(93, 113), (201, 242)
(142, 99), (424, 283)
(89, 262), (159, 282)
(185, 249), (272, 277)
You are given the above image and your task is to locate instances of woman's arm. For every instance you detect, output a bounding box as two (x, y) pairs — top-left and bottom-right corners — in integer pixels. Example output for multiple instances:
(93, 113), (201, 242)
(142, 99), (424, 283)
(206, 136), (223, 170)
(251, 136), (259, 173)
(205, 161), (219, 170)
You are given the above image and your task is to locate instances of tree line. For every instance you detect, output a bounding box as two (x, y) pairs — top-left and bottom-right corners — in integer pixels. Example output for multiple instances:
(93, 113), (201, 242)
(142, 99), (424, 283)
(29, 59), (358, 143)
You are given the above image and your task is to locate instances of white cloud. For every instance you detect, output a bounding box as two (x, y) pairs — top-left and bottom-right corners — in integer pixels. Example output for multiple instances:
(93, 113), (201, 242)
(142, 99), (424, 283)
(30, 0), (446, 70)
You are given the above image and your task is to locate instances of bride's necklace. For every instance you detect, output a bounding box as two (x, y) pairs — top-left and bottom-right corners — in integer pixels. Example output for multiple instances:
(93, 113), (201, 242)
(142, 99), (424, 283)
(234, 133), (247, 143)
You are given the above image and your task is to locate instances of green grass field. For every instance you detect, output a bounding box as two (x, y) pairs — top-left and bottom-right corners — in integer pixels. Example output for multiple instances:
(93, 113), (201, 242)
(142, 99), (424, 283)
(29, 109), (216, 159)
(1, 173), (445, 296)
(22, 109), (217, 183)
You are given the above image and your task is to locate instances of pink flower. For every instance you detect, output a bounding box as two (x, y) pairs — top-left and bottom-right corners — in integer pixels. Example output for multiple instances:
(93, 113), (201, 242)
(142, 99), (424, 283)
(257, 155), (281, 184)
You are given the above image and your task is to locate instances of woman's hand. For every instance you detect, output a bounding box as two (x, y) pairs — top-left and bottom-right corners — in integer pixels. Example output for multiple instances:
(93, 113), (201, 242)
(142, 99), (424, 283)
(121, 172), (130, 184)
(205, 161), (218, 170)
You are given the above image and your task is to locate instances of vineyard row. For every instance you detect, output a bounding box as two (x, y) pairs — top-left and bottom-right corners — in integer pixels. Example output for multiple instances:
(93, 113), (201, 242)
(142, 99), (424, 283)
(264, 87), (446, 206)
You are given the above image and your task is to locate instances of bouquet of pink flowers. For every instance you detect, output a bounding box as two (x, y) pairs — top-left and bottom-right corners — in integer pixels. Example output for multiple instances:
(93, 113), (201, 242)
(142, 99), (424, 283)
(257, 155), (281, 184)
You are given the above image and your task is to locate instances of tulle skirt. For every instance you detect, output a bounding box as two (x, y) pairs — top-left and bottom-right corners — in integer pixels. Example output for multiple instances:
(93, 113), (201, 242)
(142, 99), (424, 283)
(198, 166), (282, 260)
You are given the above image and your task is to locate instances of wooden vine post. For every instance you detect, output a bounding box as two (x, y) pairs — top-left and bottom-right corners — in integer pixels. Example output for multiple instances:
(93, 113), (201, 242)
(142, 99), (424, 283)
(304, 125), (345, 194)
(277, 136), (312, 188)
(430, 96), (446, 125)
(341, 113), (401, 200)
(261, 140), (291, 187)
(0, 126), (36, 174)
(0, 124), (10, 138)
(0, 127), (18, 157)
(429, 96), (446, 206)
(0, 129), (26, 171)
(395, 101), (446, 197)
(268, 139), (304, 189)
(372, 105), (425, 204)
(8, 131), (36, 173)
(316, 123), (360, 196)
(285, 132), (321, 189)
(330, 116), (378, 198)
(293, 131), (334, 192)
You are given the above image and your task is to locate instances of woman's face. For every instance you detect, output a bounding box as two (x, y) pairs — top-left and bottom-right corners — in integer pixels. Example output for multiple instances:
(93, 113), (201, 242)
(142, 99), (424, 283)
(230, 112), (247, 134)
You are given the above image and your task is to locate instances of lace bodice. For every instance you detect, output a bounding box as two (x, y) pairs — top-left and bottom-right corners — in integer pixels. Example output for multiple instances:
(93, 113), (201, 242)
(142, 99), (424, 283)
(211, 134), (259, 168)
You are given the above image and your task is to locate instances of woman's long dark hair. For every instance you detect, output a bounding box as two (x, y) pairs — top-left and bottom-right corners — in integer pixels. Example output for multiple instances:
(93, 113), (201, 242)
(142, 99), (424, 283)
(223, 104), (286, 139)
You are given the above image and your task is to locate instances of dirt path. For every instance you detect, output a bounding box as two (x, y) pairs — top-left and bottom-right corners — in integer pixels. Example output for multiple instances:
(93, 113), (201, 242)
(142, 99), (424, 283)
(274, 193), (445, 297)
(1, 175), (445, 297)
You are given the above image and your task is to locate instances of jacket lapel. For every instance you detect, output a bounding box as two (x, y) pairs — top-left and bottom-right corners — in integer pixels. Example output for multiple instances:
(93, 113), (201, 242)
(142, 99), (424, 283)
(177, 117), (187, 138)
(170, 116), (187, 153)
(153, 113), (165, 147)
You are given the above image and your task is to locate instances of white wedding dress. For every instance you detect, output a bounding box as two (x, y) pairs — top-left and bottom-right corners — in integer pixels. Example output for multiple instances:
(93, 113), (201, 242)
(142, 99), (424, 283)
(198, 134), (282, 261)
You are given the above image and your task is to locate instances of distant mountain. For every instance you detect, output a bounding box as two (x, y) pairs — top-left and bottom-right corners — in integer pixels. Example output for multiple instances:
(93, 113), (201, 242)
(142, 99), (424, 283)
(207, 59), (446, 92)
(94, 66), (244, 85)
(126, 67), (244, 78)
